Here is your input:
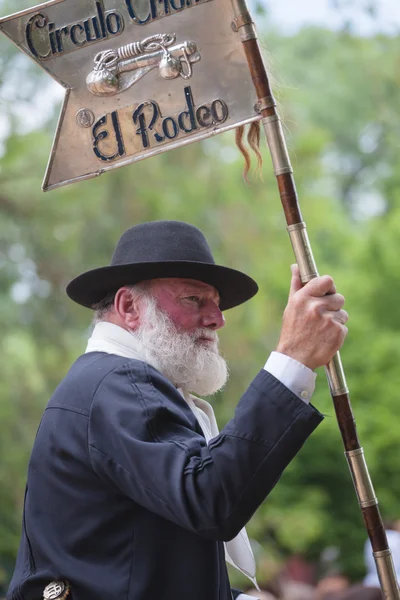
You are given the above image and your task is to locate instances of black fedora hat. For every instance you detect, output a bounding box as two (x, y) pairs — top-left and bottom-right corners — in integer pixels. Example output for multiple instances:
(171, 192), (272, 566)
(66, 221), (258, 311)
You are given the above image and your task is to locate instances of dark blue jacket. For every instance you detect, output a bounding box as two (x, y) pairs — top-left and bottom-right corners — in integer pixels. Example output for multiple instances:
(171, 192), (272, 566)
(8, 352), (323, 600)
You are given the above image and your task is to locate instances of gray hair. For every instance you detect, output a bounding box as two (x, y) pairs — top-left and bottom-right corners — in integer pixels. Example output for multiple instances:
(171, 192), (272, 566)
(91, 281), (151, 325)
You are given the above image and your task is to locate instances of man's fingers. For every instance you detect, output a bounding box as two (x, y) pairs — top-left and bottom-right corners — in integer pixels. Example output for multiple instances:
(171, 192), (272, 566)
(288, 264), (303, 298)
(304, 275), (337, 298)
(322, 293), (345, 312)
(331, 309), (349, 325)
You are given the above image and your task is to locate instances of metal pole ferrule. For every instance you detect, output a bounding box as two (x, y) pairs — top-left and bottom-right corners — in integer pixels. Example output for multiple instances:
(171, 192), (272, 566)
(345, 448), (378, 508)
(325, 353), (349, 396)
(373, 550), (400, 600)
(230, 0), (257, 40)
(287, 223), (318, 282)
(254, 95), (277, 113)
(262, 115), (293, 176)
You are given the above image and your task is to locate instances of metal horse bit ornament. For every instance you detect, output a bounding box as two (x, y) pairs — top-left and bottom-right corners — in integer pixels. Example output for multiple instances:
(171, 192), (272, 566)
(87, 33), (201, 96)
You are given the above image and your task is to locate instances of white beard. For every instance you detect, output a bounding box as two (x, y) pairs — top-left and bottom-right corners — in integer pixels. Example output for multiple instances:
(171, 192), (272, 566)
(131, 297), (229, 396)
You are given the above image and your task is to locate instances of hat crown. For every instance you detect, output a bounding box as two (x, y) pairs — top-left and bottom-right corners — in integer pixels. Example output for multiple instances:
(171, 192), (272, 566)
(111, 221), (216, 266)
(66, 220), (258, 310)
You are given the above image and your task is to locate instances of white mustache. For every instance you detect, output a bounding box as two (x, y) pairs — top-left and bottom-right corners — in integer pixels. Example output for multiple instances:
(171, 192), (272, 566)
(194, 329), (218, 343)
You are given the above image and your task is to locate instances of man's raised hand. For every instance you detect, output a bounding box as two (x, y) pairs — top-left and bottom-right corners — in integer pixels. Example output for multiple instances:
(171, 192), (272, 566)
(276, 264), (348, 371)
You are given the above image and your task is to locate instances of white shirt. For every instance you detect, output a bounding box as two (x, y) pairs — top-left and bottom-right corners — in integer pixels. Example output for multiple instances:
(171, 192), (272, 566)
(264, 351), (316, 404)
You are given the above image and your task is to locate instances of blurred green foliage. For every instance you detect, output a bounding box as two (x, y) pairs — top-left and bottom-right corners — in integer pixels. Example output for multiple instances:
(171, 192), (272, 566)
(1, 0), (400, 592)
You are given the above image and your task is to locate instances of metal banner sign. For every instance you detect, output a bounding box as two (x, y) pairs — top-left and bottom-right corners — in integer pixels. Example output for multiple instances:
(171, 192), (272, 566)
(0, 0), (260, 191)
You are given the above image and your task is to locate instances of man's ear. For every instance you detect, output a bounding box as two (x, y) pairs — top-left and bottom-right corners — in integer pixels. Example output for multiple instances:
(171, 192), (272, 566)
(114, 287), (141, 330)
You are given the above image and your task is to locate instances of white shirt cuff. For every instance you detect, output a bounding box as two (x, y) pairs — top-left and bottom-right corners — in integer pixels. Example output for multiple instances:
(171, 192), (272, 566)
(263, 351), (317, 404)
(237, 595), (259, 600)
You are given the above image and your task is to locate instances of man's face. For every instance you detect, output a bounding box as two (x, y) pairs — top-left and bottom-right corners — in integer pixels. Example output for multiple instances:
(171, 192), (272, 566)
(145, 278), (225, 335)
(131, 278), (228, 396)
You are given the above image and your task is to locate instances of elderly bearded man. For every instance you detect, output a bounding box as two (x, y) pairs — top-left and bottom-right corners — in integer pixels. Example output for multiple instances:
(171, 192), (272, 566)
(8, 221), (348, 600)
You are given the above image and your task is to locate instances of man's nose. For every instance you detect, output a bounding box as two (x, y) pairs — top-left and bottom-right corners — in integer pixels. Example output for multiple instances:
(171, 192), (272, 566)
(201, 302), (225, 330)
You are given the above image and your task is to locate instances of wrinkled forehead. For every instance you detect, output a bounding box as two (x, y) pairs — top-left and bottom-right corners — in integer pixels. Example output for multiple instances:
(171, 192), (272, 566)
(147, 278), (220, 302)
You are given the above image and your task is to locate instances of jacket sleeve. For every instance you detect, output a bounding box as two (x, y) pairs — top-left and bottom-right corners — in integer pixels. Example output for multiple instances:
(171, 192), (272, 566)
(88, 361), (323, 541)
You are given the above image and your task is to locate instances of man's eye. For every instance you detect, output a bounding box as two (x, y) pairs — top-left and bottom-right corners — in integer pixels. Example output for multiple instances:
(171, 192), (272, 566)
(186, 296), (200, 303)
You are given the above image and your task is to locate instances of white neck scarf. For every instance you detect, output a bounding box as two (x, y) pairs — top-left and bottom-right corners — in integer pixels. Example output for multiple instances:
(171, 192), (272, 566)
(86, 322), (258, 588)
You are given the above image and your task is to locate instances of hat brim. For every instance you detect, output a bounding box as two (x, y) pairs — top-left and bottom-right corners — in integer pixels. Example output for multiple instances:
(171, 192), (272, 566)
(66, 261), (258, 311)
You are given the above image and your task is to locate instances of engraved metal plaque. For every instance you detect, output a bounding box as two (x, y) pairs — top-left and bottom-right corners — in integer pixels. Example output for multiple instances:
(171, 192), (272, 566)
(0, 0), (260, 191)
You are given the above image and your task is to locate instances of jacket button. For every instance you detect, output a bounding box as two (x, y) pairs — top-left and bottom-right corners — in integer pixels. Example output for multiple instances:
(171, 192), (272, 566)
(43, 581), (70, 600)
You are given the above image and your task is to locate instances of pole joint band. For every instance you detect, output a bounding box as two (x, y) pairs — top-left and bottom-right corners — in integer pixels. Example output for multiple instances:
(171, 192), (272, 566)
(325, 353), (349, 397)
(254, 95), (277, 113)
(231, 12), (252, 30)
(263, 115), (293, 176)
(230, 12), (257, 41)
(287, 223), (318, 282)
(345, 448), (378, 508)
(373, 549), (400, 600)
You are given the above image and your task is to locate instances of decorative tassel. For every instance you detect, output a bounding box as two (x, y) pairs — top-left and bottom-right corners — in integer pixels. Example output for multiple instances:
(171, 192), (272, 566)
(235, 121), (263, 183)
